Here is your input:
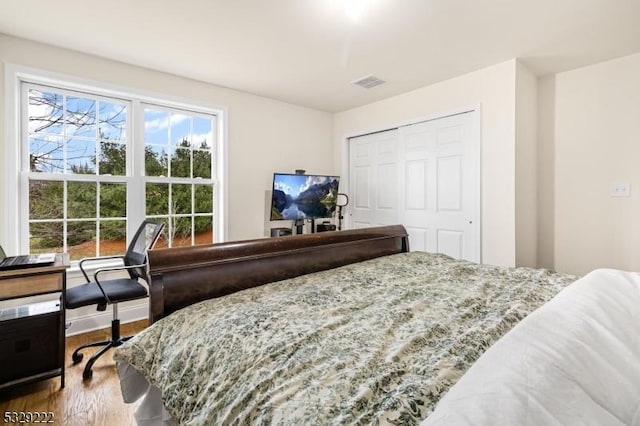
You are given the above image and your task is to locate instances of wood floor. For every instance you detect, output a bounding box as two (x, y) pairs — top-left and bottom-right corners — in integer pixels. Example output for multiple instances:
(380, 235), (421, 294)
(0, 320), (147, 426)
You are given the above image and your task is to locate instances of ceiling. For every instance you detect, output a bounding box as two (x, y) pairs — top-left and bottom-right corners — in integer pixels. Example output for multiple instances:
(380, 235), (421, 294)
(1, 0), (639, 112)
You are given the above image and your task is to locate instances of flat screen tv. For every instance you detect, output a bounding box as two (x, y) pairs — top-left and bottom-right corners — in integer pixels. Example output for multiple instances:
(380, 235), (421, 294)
(270, 173), (340, 221)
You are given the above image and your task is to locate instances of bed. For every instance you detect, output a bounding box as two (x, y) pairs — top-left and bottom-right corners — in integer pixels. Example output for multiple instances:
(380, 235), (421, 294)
(114, 225), (640, 425)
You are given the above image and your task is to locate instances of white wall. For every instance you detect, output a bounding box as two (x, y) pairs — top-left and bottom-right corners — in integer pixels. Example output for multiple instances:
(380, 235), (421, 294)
(333, 60), (518, 267)
(515, 61), (538, 268)
(0, 34), (334, 332)
(537, 75), (556, 270)
(543, 52), (640, 275)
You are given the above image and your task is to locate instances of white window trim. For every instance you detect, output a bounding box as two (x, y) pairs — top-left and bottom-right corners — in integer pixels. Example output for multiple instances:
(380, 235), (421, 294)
(2, 63), (228, 256)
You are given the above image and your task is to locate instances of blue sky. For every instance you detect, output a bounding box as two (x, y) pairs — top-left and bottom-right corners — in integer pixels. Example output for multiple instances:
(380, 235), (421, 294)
(144, 109), (214, 148)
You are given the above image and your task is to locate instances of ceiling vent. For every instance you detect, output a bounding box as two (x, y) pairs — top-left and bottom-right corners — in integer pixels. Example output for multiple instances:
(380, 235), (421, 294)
(351, 74), (386, 89)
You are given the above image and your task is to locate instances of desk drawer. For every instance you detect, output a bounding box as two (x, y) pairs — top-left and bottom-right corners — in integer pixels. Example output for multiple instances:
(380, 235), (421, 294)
(0, 273), (63, 299)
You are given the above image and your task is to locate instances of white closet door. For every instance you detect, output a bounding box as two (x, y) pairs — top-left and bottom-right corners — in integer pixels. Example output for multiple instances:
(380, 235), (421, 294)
(348, 111), (480, 262)
(398, 112), (479, 261)
(349, 129), (400, 229)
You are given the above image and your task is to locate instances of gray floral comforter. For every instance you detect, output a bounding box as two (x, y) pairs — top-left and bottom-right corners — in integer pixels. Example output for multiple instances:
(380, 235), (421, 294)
(115, 252), (576, 425)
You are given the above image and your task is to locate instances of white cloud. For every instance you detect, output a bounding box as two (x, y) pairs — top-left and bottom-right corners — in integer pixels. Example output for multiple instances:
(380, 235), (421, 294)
(191, 131), (214, 148)
(144, 111), (189, 133)
(274, 181), (294, 195)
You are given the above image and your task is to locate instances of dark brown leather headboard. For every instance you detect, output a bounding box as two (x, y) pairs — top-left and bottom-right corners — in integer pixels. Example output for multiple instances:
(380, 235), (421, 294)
(147, 225), (409, 323)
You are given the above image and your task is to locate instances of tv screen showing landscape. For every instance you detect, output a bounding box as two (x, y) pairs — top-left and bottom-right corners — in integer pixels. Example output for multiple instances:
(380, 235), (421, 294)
(270, 173), (340, 220)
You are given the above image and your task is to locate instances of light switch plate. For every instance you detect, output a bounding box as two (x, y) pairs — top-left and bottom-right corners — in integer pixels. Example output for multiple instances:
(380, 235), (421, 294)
(611, 182), (631, 197)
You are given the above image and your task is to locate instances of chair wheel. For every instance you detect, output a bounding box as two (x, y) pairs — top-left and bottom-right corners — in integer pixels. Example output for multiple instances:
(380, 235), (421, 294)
(72, 352), (83, 364)
(82, 369), (93, 380)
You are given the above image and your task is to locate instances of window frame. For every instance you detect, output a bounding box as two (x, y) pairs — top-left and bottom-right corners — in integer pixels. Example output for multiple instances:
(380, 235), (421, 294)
(2, 64), (228, 258)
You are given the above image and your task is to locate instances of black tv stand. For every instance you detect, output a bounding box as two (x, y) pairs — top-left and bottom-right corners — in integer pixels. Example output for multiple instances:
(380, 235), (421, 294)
(294, 218), (316, 234)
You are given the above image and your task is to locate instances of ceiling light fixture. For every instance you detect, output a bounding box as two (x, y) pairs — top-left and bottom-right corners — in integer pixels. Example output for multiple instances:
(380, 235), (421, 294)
(343, 0), (368, 21)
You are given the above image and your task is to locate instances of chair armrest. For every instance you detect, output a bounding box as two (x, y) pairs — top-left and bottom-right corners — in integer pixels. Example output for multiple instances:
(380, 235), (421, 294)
(92, 263), (148, 304)
(79, 255), (125, 282)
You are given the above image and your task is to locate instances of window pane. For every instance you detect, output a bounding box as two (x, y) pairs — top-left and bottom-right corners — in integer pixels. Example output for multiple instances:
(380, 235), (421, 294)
(171, 147), (191, 178)
(100, 183), (126, 217)
(145, 109), (169, 144)
(68, 182), (97, 219)
(67, 221), (96, 260)
(28, 89), (63, 135)
(193, 117), (213, 149)
(194, 216), (213, 245)
(172, 184), (192, 215)
(146, 183), (169, 215)
(193, 150), (211, 179)
(172, 217), (192, 247)
(66, 138), (96, 174)
(145, 144), (168, 177)
(194, 185), (213, 213)
(150, 217), (170, 248)
(29, 136), (64, 173)
(66, 96), (96, 138)
(29, 180), (63, 220)
(171, 114), (190, 146)
(99, 101), (127, 142)
(99, 220), (126, 256)
(30, 222), (63, 253)
(99, 141), (126, 175)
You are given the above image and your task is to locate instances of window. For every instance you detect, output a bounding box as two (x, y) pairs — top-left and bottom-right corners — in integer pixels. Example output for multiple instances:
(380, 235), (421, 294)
(9, 70), (225, 261)
(143, 107), (216, 248)
(27, 85), (130, 259)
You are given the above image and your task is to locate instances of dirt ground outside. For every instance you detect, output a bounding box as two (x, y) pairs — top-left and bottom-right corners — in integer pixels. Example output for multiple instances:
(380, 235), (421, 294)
(66, 231), (214, 260)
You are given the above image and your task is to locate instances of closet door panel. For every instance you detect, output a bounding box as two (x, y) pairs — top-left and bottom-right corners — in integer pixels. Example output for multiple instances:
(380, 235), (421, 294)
(349, 129), (399, 228)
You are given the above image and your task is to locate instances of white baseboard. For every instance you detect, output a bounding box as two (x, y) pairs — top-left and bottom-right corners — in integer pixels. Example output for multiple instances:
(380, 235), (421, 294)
(65, 303), (148, 336)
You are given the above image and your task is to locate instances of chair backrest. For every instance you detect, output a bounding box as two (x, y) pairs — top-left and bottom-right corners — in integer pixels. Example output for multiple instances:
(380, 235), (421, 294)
(124, 220), (165, 281)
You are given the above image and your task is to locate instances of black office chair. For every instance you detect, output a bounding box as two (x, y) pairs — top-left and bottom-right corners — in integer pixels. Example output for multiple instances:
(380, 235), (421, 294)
(65, 219), (164, 379)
